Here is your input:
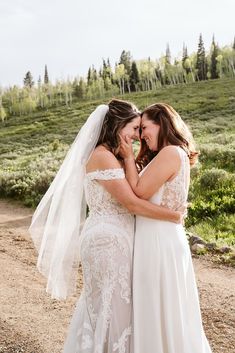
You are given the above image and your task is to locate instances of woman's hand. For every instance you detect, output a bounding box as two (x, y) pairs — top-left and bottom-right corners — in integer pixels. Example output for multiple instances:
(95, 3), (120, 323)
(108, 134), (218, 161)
(119, 135), (135, 161)
(176, 203), (188, 224)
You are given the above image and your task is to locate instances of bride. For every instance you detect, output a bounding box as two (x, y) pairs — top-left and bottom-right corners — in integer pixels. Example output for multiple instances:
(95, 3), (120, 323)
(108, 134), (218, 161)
(120, 103), (212, 353)
(29, 99), (184, 353)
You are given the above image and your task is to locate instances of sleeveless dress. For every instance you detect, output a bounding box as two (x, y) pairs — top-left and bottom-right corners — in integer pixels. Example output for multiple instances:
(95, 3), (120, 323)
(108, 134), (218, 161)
(63, 168), (135, 353)
(132, 147), (212, 353)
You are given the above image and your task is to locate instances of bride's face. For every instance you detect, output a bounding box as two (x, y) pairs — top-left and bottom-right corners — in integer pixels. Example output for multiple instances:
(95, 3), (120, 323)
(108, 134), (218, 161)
(119, 116), (141, 141)
(141, 114), (160, 151)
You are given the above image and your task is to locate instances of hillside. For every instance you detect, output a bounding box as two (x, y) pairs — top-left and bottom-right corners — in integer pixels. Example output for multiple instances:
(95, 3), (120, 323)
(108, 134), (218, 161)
(0, 78), (235, 247)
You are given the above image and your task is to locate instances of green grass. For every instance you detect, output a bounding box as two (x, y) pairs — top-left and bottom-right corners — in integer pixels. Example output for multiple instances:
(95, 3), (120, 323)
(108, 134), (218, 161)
(0, 78), (234, 247)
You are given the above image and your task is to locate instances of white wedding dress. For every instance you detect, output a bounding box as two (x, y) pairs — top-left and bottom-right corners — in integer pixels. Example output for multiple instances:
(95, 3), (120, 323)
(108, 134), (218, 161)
(63, 168), (134, 353)
(132, 146), (212, 353)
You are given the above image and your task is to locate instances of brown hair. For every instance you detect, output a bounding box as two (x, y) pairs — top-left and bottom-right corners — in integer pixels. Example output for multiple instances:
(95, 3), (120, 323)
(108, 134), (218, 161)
(136, 102), (198, 169)
(96, 98), (140, 158)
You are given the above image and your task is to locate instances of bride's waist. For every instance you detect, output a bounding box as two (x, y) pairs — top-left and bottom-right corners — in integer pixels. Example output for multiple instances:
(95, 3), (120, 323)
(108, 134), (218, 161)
(88, 210), (131, 217)
(86, 212), (133, 224)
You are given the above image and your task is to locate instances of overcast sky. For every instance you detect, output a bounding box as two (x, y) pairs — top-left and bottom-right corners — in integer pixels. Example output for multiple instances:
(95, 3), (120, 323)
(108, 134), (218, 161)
(0, 0), (234, 87)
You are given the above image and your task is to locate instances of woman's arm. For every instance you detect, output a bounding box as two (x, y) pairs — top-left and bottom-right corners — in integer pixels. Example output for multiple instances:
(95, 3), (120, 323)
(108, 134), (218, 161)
(119, 136), (181, 200)
(88, 148), (182, 223)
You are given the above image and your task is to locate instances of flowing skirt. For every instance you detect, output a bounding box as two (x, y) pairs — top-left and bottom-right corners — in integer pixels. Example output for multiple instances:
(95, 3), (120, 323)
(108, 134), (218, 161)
(63, 214), (134, 353)
(132, 217), (212, 353)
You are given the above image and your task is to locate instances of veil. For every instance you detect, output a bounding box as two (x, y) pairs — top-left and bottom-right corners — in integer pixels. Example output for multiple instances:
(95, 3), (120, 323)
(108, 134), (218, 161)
(29, 104), (109, 300)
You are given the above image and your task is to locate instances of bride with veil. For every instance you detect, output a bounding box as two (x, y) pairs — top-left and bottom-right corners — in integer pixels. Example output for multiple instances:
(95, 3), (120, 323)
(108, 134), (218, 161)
(29, 99), (183, 353)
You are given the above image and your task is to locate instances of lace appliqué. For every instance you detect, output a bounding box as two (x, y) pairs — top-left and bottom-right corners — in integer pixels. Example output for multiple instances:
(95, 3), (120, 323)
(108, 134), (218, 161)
(119, 264), (131, 304)
(86, 168), (125, 181)
(113, 326), (132, 353)
(161, 148), (189, 210)
(84, 168), (128, 217)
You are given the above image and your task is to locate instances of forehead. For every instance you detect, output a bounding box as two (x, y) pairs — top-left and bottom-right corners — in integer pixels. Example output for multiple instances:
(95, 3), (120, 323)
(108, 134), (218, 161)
(128, 116), (141, 125)
(141, 114), (151, 124)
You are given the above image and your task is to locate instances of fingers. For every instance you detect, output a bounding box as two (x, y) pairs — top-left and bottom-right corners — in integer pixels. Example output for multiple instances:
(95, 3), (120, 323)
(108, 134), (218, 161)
(119, 134), (132, 147)
(125, 135), (132, 144)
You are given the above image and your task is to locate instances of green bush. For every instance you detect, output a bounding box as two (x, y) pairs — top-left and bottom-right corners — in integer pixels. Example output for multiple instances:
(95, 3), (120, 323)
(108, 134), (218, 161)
(199, 145), (235, 172)
(186, 168), (235, 227)
(199, 168), (233, 190)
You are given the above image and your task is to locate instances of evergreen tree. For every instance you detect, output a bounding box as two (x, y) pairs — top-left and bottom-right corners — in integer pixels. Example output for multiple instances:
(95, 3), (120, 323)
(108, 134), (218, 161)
(119, 50), (132, 92)
(130, 61), (140, 92)
(233, 36), (235, 50)
(87, 66), (98, 86)
(38, 76), (42, 87)
(87, 67), (92, 85)
(182, 44), (190, 75)
(44, 65), (49, 84)
(119, 50), (132, 74)
(23, 71), (34, 88)
(196, 34), (207, 80)
(182, 43), (188, 62)
(165, 43), (171, 64)
(102, 59), (107, 79)
(74, 78), (86, 99)
(92, 65), (98, 81)
(210, 35), (219, 79)
(106, 58), (113, 82)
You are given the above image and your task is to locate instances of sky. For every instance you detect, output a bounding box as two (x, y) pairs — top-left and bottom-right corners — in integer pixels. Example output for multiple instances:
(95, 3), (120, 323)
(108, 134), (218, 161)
(0, 0), (234, 87)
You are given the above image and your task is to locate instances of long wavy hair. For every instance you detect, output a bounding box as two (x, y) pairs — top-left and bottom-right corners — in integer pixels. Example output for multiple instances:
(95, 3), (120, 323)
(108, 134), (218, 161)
(136, 103), (198, 169)
(96, 98), (140, 158)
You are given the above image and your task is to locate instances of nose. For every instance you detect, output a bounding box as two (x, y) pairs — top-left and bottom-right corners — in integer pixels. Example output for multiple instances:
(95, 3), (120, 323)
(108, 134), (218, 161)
(132, 129), (140, 141)
(134, 130), (140, 140)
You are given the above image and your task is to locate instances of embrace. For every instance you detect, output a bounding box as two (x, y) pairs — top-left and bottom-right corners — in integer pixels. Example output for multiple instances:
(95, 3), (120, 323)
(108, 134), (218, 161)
(29, 99), (212, 353)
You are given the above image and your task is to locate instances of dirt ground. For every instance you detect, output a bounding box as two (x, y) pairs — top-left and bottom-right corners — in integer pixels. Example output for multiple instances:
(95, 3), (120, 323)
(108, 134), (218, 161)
(0, 199), (234, 353)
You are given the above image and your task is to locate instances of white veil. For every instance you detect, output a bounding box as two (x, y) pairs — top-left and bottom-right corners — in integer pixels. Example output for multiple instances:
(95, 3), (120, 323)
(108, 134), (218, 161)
(29, 104), (109, 300)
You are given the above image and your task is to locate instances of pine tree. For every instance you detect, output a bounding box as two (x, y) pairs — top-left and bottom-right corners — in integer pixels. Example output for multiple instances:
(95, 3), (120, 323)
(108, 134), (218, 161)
(119, 50), (131, 74)
(196, 34), (207, 80)
(210, 35), (219, 79)
(182, 44), (190, 75)
(87, 67), (92, 85)
(106, 58), (113, 82)
(130, 61), (140, 92)
(38, 75), (42, 87)
(44, 65), (49, 84)
(233, 36), (235, 50)
(23, 71), (34, 88)
(165, 43), (171, 65)
(102, 59), (107, 79)
(92, 65), (98, 81)
(74, 78), (86, 99)
(119, 50), (132, 92)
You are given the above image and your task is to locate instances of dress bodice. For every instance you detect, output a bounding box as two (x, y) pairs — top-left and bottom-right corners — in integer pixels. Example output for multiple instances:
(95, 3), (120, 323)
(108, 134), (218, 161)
(145, 147), (190, 210)
(84, 168), (129, 216)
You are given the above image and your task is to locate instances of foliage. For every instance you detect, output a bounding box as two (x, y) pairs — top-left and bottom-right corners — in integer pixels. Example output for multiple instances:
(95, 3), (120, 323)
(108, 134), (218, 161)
(0, 77), (234, 247)
(23, 71), (34, 88)
(1, 36), (235, 115)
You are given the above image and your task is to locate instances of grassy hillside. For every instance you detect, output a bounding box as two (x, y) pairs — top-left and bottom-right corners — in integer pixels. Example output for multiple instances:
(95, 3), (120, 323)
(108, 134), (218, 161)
(0, 78), (234, 246)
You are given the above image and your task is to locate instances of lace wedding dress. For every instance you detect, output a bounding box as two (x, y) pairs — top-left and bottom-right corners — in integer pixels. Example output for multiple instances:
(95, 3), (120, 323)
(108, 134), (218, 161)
(63, 168), (134, 353)
(132, 146), (212, 353)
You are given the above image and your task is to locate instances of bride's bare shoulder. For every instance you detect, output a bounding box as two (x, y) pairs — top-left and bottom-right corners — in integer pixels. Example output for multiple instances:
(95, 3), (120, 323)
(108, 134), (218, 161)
(86, 145), (121, 172)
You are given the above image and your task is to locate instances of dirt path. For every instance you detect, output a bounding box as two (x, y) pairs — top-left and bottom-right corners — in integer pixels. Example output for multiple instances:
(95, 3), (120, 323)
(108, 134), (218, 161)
(0, 199), (234, 353)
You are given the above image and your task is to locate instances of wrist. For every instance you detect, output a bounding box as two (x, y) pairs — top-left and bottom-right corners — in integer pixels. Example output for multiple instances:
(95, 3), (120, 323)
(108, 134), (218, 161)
(124, 156), (135, 162)
(174, 211), (181, 224)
